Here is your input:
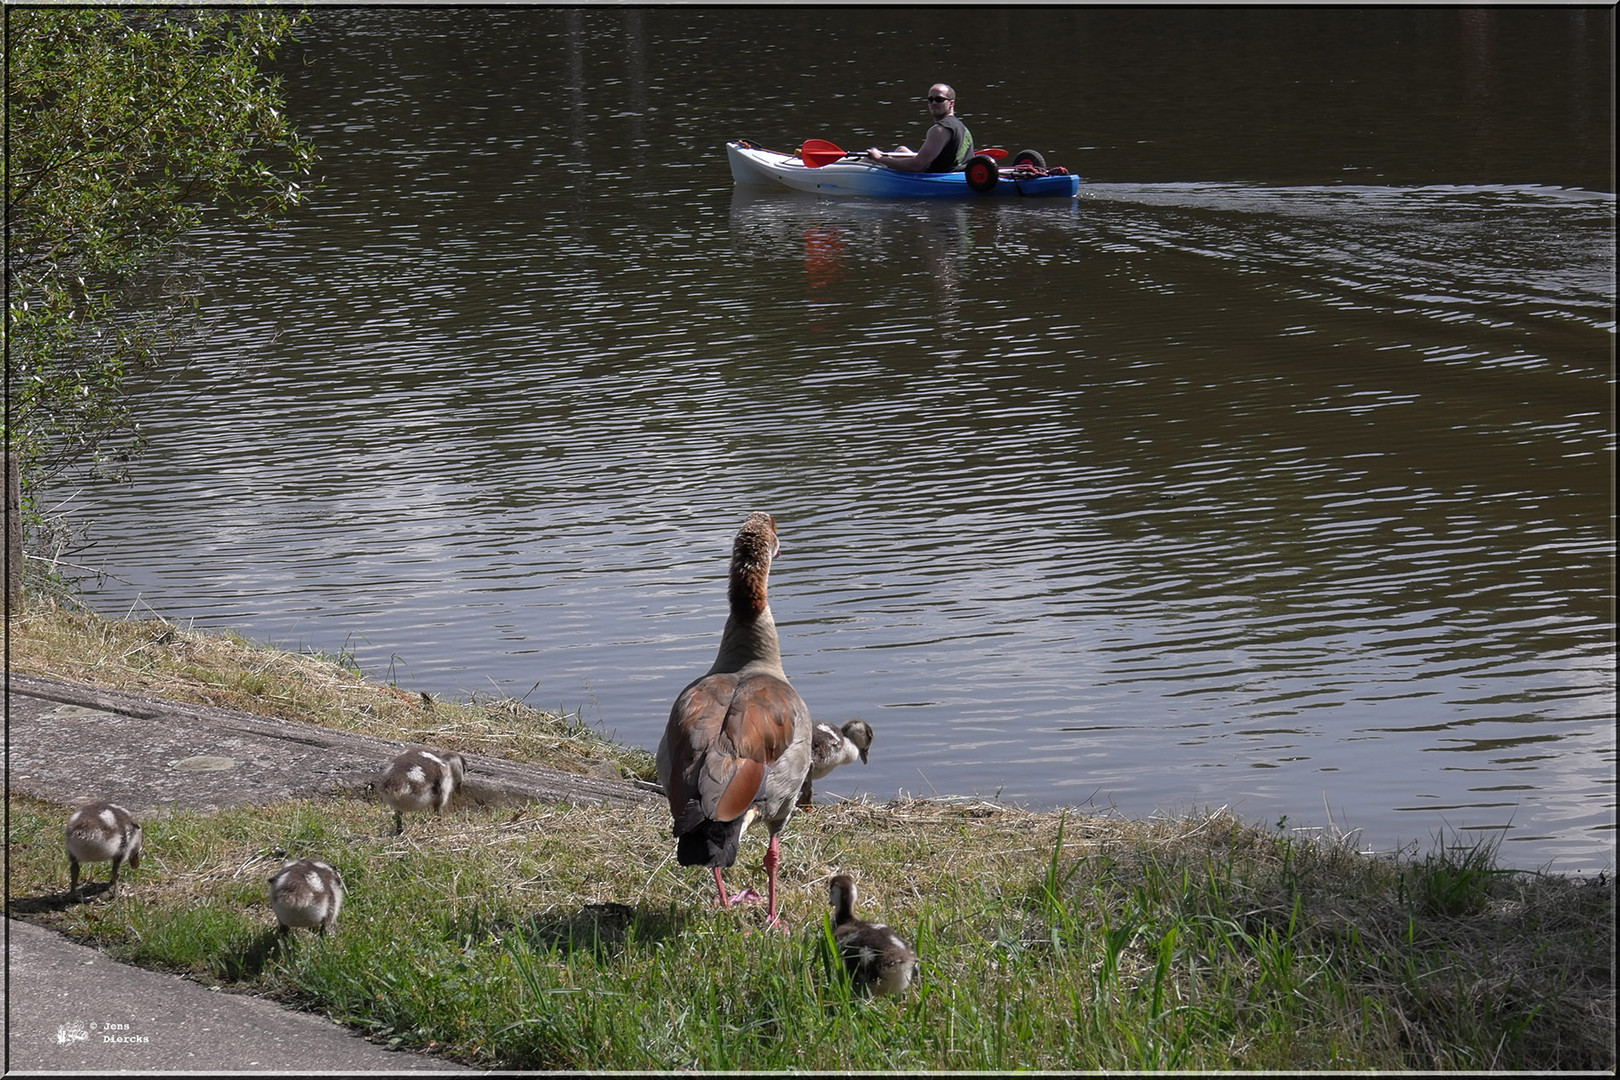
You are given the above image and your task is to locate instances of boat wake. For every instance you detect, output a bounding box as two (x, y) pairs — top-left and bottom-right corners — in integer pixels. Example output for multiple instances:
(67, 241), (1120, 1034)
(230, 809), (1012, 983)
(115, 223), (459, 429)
(1079, 181), (1617, 338)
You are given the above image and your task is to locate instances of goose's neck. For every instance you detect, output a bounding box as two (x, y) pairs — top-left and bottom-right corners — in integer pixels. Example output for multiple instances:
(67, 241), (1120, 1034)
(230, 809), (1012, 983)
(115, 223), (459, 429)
(709, 553), (781, 672)
(710, 606), (781, 673)
(831, 887), (856, 925)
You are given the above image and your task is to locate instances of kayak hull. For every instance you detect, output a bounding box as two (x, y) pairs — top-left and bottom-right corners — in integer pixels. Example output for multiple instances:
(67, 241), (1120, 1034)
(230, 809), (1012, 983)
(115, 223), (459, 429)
(727, 141), (1079, 199)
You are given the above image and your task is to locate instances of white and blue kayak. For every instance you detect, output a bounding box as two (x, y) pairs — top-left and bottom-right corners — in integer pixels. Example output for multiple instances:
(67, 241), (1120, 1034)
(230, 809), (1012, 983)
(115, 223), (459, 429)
(727, 140), (1080, 199)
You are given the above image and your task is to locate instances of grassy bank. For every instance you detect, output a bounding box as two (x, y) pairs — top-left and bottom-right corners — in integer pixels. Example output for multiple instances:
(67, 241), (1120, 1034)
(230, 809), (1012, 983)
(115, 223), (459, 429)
(7, 599), (657, 782)
(6, 602), (1615, 1070)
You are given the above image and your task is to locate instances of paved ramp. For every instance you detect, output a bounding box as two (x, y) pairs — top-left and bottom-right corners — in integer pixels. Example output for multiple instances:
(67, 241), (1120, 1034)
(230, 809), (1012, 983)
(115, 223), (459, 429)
(5, 672), (659, 816)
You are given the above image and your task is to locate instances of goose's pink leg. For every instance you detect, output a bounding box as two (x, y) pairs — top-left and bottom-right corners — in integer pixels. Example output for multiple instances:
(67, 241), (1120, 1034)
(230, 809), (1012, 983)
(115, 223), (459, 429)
(761, 835), (788, 932)
(713, 866), (761, 908)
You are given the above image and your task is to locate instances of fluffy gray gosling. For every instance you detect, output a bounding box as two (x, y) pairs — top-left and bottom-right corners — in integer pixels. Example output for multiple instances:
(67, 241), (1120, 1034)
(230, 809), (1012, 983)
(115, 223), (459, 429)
(268, 858), (346, 935)
(798, 719), (874, 809)
(64, 801), (143, 900)
(379, 747), (466, 835)
(828, 873), (918, 996)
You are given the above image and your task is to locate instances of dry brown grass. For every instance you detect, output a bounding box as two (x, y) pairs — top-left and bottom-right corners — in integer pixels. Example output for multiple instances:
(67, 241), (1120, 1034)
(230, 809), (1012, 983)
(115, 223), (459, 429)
(7, 598), (656, 781)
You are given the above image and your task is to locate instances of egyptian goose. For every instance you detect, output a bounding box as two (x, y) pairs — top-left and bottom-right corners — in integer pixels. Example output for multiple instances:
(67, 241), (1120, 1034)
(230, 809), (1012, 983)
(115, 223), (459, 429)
(378, 747), (466, 835)
(656, 512), (813, 929)
(797, 719), (874, 809)
(64, 801), (143, 900)
(268, 858), (346, 934)
(827, 873), (918, 996)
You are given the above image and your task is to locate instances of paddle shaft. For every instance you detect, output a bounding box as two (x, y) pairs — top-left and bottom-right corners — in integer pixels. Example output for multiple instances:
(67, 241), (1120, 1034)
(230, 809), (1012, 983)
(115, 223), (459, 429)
(799, 138), (1005, 168)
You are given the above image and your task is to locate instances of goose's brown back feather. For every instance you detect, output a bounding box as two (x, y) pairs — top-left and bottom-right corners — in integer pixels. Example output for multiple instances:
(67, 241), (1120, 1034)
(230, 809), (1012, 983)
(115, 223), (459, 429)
(663, 670), (809, 827)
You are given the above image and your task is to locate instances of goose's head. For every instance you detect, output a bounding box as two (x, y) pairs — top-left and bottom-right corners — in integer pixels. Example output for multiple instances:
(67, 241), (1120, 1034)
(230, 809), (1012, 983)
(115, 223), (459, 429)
(729, 512), (780, 614)
(734, 512), (779, 567)
(828, 873), (858, 920)
(443, 750), (467, 789)
(841, 719), (874, 764)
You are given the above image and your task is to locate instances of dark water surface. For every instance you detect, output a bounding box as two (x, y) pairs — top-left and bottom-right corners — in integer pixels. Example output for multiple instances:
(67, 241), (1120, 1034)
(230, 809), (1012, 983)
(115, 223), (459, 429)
(59, 8), (1614, 870)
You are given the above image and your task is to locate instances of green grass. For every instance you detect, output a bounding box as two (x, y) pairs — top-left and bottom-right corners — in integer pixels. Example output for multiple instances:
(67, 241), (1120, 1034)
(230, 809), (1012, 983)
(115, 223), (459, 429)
(6, 602), (1613, 1070)
(7, 791), (1612, 1071)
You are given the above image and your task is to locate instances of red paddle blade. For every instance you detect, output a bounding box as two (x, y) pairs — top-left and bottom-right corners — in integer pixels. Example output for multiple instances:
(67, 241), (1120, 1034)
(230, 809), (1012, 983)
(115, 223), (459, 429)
(799, 139), (856, 167)
(977, 146), (1008, 160)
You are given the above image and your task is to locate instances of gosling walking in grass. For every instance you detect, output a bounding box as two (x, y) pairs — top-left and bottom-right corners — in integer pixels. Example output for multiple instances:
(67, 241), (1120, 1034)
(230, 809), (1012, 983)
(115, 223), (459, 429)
(268, 858), (346, 935)
(64, 801), (143, 900)
(827, 874), (918, 996)
(379, 747), (466, 835)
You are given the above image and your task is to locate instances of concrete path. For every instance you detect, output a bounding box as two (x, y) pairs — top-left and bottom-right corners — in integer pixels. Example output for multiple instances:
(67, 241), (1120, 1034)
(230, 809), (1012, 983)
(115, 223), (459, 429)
(4, 917), (471, 1073)
(6, 672), (658, 817)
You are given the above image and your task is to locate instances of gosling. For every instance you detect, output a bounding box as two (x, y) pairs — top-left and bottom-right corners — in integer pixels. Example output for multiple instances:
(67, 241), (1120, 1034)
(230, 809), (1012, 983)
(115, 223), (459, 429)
(379, 747), (466, 835)
(268, 858), (346, 935)
(827, 873), (918, 996)
(798, 719), (874, 809)
(64, 801), (143, 900)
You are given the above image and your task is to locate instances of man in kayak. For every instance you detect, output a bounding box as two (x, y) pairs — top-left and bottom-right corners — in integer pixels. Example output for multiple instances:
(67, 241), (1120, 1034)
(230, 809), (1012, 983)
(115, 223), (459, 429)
(865, 83), (975, 173)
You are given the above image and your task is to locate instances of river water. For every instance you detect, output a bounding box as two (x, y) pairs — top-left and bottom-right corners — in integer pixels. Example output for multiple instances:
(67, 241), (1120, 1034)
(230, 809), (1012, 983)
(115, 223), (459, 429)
(54, 8), (1614, 870)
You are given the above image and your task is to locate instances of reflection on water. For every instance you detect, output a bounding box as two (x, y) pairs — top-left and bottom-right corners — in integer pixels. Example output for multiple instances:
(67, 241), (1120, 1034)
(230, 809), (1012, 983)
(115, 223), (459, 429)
(52, 6), (1614, 871)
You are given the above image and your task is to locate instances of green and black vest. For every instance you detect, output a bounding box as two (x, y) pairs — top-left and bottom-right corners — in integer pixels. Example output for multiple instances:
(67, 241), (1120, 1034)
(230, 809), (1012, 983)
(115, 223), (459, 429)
(925, 115), (974, 172)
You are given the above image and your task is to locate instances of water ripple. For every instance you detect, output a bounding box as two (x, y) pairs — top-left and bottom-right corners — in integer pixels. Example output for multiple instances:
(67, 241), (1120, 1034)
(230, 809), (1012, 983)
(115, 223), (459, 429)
(54, 9), (1617, 872)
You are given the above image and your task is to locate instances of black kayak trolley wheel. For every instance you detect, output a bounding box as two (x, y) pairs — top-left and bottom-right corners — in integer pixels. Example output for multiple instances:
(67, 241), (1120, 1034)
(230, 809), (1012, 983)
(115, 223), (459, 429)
(1012, 148), (1046, 170)
(964, 154), (1000, 192)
